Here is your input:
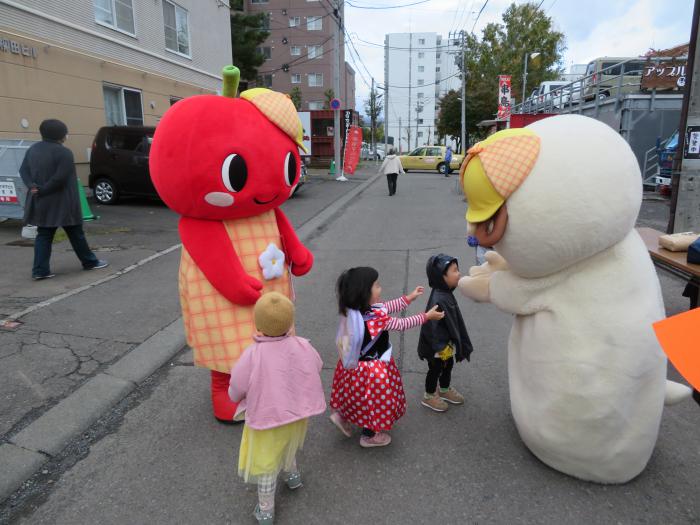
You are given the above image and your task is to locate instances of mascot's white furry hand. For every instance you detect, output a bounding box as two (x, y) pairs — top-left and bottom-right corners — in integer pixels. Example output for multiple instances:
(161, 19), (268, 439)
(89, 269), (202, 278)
(458, 251), (509, 303)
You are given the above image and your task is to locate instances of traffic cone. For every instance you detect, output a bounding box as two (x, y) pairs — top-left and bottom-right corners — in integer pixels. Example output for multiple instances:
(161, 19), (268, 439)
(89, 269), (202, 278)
(329, 159), (336, 176)
(77, 180), (98, 221)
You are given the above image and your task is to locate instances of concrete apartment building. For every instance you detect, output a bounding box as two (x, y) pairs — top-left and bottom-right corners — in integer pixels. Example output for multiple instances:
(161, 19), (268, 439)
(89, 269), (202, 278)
(244, 0), (355, 112)
(0, 0), (232, 182)
(384, 32), (461, 153)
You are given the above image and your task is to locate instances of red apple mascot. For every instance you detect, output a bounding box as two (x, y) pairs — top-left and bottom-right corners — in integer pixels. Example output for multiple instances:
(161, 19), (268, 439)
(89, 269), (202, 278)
(149, 66), (313, 422)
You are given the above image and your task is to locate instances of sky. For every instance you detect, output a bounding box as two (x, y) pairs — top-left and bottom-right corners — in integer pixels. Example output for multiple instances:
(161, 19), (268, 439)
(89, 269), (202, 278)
(344, 0), (694, 114)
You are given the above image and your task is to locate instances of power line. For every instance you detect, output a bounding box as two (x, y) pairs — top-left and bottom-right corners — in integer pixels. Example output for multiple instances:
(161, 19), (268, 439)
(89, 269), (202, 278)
(352, 34), (457, 51)
(382, 71), (461, 89)
(471, 0), (489, 33)
(346, 0), (432, 9)
(257, 35), (336, 74)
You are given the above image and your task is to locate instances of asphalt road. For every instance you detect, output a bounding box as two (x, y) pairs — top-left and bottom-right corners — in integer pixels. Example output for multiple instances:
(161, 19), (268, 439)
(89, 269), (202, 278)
(2, 172), (698, 524)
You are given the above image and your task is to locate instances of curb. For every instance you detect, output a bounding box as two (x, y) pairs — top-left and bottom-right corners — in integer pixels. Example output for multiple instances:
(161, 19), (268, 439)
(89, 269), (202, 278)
(0, 319), (185, 502)
(0, 172), (381, 504)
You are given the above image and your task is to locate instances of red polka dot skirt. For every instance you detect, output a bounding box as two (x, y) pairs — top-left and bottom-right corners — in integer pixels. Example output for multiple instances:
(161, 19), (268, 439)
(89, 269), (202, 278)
(330, 357), (406, 432)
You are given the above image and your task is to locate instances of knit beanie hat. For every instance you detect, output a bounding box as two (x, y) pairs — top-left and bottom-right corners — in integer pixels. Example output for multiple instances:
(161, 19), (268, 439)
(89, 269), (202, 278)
(39, 119), (68, 141)
(254, 292), (295, 337)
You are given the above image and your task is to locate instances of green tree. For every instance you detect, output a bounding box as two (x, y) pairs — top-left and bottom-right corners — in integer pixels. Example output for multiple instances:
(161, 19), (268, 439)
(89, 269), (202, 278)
(230, 12), (270, 82)
(436, 89), (462, 151)
(463, 1), (565, 137)
(323, 89), (335, 109)
(289, 87), (302, 110)
(364, 86), (383, 152)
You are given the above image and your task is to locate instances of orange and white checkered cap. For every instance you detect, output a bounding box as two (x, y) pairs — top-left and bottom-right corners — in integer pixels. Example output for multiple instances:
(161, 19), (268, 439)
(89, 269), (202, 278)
(461, 128), (541, 200)
(240, 88), (308, 152)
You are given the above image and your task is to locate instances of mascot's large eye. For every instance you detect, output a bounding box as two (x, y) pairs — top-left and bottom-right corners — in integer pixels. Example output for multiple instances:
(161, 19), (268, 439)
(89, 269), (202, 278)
(284, 152), (297, 187)
(221, 153), (247, 192)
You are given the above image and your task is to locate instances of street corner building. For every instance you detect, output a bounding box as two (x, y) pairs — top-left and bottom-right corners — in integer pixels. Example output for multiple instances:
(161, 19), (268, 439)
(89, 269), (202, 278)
(0, 0), (233, 184)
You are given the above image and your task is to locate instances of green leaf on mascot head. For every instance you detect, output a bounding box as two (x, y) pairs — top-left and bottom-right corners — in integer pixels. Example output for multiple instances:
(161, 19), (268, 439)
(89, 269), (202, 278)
(222, 65), (241, 99)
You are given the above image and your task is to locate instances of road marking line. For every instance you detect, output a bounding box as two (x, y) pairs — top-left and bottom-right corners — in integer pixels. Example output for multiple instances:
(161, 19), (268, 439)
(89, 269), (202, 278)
(2, 243), (182, 322)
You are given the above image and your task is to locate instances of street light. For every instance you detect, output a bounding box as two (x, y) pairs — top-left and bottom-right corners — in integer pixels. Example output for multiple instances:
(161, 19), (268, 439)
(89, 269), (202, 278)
(522, 52), (541, 107)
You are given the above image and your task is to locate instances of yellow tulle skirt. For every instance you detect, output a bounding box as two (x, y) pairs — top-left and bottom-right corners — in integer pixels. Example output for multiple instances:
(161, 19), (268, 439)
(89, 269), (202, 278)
(238, 419), (308, 483)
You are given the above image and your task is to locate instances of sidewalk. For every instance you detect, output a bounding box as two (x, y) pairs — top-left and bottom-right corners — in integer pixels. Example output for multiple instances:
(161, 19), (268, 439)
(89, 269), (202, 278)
(0, 166), (380, 504)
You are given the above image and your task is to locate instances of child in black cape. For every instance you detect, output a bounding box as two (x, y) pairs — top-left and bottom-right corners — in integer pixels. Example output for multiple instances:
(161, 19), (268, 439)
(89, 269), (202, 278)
(417, 254), (474, 412)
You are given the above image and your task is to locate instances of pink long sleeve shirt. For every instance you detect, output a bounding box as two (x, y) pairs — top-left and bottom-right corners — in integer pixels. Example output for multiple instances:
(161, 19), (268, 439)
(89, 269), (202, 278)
(228, 334), (326, 430)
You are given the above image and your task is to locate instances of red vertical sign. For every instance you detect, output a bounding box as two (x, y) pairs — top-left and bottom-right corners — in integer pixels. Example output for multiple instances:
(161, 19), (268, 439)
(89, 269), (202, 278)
(497, 75), (512, 120)
(342, 125), (362, 175)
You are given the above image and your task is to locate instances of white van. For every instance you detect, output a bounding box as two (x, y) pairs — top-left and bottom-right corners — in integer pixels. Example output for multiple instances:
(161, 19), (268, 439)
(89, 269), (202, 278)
(536, 81), (569, 110)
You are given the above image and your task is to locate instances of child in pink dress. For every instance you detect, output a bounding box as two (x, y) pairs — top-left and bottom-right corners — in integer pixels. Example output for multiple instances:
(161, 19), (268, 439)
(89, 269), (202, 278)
(229, 292), (325, 524)
(329, 266), (444, 447)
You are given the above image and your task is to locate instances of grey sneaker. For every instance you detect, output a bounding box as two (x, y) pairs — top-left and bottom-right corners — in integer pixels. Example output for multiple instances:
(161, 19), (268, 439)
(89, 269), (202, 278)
(284, 471), (303, 490)
(253, 504), (274, 524)
(85, 260), (108, 270)
(32, 273), (55, 281)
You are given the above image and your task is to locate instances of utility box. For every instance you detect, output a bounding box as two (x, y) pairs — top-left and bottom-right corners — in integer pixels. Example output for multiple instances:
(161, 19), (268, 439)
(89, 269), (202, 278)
(0, 140), (36, 220)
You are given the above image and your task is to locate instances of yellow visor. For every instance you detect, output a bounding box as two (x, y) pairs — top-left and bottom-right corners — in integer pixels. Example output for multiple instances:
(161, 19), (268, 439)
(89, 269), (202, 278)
(463, 155), (505, 223)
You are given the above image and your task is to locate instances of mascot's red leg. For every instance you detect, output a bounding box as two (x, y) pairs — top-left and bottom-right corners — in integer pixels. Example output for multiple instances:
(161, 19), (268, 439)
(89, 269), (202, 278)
(211, 370), (239, 423)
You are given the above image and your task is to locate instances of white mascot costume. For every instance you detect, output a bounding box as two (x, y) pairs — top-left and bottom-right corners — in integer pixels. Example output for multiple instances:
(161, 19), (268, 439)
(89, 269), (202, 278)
(458, 115), (690, 484)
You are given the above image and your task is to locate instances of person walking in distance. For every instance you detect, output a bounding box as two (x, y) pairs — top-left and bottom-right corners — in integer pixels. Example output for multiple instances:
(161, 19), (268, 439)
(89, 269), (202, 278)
(20, 119), (107, 280)
(378, 148), (405, 196)
(443, 146), (453, 177)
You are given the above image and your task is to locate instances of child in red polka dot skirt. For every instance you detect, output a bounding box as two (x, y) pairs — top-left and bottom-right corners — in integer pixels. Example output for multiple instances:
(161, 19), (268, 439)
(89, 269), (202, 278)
(329, 267), (444, 447)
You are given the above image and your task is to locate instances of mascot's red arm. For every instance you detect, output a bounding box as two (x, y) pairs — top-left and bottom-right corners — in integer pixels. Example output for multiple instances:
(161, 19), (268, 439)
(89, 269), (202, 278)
(274, 207), (313, 276)
(179, 216), (263, 305)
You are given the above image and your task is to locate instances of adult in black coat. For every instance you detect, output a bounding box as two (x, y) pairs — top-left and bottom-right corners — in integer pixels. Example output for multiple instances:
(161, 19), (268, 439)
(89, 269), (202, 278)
(20, 119), (107, 280)
(417, 254), (474, 411)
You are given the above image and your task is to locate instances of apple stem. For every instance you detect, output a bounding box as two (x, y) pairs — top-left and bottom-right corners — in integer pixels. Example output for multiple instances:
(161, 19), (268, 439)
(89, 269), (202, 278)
(222, 65), (240, 98)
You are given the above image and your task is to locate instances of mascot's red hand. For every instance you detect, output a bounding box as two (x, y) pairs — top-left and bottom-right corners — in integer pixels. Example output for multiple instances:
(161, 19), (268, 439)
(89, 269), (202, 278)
(179, 217), (262, 305)
(274, 208), (314, 276)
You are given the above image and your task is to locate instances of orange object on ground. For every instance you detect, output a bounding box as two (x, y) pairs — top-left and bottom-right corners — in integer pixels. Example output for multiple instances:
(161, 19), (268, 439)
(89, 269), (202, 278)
(653, 309), (700, 391)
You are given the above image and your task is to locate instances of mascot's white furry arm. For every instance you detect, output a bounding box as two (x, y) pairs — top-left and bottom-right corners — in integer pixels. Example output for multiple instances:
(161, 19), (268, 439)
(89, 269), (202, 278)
(458, 115), (691, 484)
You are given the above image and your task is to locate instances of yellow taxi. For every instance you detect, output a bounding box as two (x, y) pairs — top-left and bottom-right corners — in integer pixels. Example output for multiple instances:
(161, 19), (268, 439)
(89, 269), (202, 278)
(399, 145), (464, 174)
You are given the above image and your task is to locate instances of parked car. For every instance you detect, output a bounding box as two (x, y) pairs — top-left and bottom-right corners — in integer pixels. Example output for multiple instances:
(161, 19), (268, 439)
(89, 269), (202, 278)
(655, 130), (677, 194)
(361, 143), (385, 161)
(582, 57), (646, 100)
(399, 145), (464, 173)
(89, 126), (157, 205)
(536, 81), (569, 111)
(292, 157), (309, 196)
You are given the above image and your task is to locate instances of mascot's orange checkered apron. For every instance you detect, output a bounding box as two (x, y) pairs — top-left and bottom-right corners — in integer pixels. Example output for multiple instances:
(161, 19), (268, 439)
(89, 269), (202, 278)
(179, 209), (291, 373)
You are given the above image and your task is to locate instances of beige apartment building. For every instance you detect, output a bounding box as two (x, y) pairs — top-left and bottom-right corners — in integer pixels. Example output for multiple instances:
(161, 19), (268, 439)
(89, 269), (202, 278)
(0, 0), (232, 182)
(244, 0), (355, 111)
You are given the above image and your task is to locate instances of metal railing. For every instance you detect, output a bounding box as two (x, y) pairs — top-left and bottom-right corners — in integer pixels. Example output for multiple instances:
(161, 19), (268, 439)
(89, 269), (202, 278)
(641, 144), (659, 187)
(511, 56), (683, 116)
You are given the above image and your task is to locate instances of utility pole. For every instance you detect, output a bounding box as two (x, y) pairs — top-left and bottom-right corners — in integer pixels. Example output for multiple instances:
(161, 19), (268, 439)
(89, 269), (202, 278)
(407, 32), (412, 154)
(399, 116), (402, 153)
(669, 0), (700, 232)
(449, 30), (467, 153)
(332, 0), (346, 181)
(370, 77), (376, 162)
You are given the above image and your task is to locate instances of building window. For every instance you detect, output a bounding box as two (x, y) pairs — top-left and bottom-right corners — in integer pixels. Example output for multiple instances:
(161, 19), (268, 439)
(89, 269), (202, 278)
(308, 73), (323, 87)
(417, 92), (424, 98)
(103, 84), (143, 126)
(163, 0), (190, 56)
(453, 39), (460, 46)
(418, 38), (425, 45)
(417, 118), (423, 124)
(260, 13), (270, 30)
(94, 0), (135, 35)
(418, 79), (424, 86)
(417, 52), (424, 59)
(251, 0), (268, 3)
(289, 16), (301, 27)
(417, 131), (423, 137)
(290, 46), (301, 56)
(307, 16), (322, 30)
(257, 74), (273, 88)
(308, 45), (322, 59)
(257, 46), (271, 60)
(436, 53), (441, 59)
(308, 101), (324, 110)
(291, 73), (301, 84)
(418, 65), (424, 72)
(436, 66), (440, 72)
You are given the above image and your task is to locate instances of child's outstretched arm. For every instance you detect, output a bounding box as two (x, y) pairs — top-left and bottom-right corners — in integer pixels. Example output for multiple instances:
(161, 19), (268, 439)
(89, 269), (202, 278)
(385, 305), (442, 331)
(385, 286), (424, 313)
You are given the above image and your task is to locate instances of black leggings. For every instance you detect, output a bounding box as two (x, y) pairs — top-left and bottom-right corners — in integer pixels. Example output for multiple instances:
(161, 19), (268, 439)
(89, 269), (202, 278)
(425, 356), (454, 394)
(386, 173), (398, 195)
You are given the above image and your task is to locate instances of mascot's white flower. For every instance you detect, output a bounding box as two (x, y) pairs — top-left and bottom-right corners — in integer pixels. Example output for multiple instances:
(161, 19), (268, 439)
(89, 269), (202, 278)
(258, 243), (285, 280)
